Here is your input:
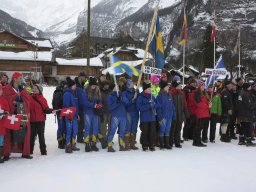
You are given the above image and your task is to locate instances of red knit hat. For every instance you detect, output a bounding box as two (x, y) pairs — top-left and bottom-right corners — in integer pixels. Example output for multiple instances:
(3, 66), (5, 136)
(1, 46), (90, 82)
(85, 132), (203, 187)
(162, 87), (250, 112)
(12, 72), (23, 79)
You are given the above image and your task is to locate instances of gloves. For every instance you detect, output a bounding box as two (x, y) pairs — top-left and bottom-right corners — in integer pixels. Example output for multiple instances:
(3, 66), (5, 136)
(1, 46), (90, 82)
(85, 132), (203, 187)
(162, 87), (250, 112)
(0, 114), (5, 120)
(94, 104), (103, 109)
(44, 109), (54, 114)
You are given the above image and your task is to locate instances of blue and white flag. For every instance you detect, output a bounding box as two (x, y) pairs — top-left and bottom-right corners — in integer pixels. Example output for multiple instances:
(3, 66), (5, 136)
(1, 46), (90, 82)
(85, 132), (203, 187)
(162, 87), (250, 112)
(205, 55), (226, 88)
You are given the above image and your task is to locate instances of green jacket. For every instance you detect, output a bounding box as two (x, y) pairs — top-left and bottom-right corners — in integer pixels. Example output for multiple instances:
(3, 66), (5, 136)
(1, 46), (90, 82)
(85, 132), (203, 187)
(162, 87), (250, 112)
(211, 94), (222, 116)
(151, 85), (160, 98)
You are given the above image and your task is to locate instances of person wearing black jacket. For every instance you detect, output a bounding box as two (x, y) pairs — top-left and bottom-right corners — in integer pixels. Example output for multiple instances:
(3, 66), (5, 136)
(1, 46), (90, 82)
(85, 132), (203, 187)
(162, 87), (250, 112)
(52, 81), (67, 149)
(220, 81), (236, 142)
(75, 72), (87, 143)
(237, 83), (256, 146)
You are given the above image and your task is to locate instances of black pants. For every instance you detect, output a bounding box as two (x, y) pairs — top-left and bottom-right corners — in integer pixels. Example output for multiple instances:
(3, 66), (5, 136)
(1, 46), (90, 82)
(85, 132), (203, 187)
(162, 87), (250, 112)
(194, 118), (209, 144)
(30, 122), (46, 154)
(227, 114), (236, 137)
(210, 114), (219, 141)
(170, 120), (182, 146)
(183, 114), (196, 140)
(77, 110), (84, 141)
(140, 122), (156, 147)
(240, 122), (252, 138)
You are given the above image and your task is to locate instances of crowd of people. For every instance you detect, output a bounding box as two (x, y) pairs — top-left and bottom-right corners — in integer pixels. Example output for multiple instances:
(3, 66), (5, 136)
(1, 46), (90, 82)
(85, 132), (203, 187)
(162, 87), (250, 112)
(0, 71), (256, 163)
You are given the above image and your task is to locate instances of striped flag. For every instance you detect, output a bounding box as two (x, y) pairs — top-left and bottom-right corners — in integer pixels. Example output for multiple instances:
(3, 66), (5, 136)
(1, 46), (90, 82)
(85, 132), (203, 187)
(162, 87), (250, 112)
(210, 11), (217, 43)
(179, 9), (187, 46)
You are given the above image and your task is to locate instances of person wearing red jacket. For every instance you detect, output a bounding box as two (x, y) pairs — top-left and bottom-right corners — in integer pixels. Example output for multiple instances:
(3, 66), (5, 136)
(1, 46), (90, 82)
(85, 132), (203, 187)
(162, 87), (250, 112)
(3, 72), (33, 160)
(30, 84), (53, 155)
(193, 81), (210, 147)
(0, 84), (10, 163)
(183, 78), (197, 141)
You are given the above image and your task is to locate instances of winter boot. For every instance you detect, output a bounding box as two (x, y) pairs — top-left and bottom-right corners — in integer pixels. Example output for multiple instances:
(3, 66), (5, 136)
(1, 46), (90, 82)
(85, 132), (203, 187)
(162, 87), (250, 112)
(119, 138), (127, 151)
(142, 146), (148, 151)
(149, 146), (155, 151)
(107, 142), (115, 152)
(71, 138), (80, 151)
(159, 137), (165, 150)
(0, 147), (4, 163)
(124, 134), (131, 150)
(21, 155), (33, 159)
(91, 142), (99, 152)
(65, 144), (73, 153)
(58, 139), (65, 149)
(246, 138), (256, 147)
(238, 136), (246, 145)
(220, 134), (231, 143)
(193, 141), (207, 147)
(164, 136), (172, 150)
(85, 142), (91, 152)
(71, 144), (80, 151)
(98, 137), (108, 149)
(130, 134), (138, 150)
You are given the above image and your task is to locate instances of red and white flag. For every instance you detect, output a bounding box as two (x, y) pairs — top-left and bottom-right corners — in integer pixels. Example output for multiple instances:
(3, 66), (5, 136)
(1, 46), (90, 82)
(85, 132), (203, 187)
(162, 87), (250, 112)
(210, 10), (217, 43)
(4, 114), (22, 130)
(60, 107), (76, 120)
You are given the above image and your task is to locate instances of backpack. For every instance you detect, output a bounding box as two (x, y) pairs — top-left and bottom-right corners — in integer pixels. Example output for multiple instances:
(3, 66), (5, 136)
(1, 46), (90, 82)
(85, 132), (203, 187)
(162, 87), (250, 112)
(52, 87), (63, 110)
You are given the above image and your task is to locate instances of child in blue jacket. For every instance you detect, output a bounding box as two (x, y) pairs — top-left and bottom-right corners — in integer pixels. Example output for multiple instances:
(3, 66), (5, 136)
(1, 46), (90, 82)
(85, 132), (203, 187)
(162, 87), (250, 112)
(63, 77), (79, 153)
(83, 77), (102, 152)
(123, 79), (139, 150)
(136, 82), (157, 151)
(156, 81), (176, 149)
(107, 84), (129, 152)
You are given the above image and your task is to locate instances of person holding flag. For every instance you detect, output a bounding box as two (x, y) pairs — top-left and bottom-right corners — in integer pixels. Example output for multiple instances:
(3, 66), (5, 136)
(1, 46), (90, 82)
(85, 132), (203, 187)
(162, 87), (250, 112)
(29, 84), (53, 156)
(0, 84), (10, 163)
(2, 72), (32, 160)
(63, 77), (79, 153)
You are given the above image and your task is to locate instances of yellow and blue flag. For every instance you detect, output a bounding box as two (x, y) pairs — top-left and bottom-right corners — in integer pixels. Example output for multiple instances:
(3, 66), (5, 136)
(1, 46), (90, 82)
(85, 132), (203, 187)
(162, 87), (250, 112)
(111, 56), (141, 77)
(150, 16), (165, 69)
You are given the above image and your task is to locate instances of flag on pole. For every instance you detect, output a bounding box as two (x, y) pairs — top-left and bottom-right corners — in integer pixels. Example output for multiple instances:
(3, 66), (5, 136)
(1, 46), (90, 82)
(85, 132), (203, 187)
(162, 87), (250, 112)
(233, 28), (240, 55)
(205, 55), (226, 88)
(149, 15), (165, 69)
(112, 56), (141, 77)
(60, 107), (76, 120)
(179, 10), (187, 46)
(3, 114), (22, 130)
(210, 11), (217, 43)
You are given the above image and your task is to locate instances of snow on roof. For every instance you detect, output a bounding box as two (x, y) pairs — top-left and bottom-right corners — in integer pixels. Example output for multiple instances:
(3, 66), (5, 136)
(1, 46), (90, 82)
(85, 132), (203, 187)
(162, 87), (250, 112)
(101, 60), (144, 75)
(56, 57), (103, 67)
(26, 39), (53, 49)
(0, 51), (53, 62)
(98, 47), (153, 59)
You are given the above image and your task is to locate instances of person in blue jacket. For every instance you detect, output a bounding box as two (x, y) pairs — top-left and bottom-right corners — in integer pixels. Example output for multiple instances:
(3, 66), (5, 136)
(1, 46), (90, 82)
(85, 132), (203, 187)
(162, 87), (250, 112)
(136, 82), (157, 151)
(63, 77), (79, 153)
(83, 77), (103, 152)
(123, 79), (139, 150)
(156, 81), (176, 149)
(107, 84), (129, 152)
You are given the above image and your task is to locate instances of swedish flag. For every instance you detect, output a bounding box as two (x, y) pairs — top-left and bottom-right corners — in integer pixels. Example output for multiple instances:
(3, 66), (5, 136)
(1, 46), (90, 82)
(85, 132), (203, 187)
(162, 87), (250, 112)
(150, 15), (165, 69)
(112, 56), (141, 77)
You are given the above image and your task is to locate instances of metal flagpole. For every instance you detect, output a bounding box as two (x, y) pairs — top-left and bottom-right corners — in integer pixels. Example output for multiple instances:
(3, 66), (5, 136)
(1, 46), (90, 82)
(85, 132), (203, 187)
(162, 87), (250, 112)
(182, 8), (186, 86)
(238, 26), (241, 77)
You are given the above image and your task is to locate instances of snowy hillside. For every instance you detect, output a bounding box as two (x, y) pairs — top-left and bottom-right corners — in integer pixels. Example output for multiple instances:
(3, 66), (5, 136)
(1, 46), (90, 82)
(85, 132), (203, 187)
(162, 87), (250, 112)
(0, 87), (255, 192)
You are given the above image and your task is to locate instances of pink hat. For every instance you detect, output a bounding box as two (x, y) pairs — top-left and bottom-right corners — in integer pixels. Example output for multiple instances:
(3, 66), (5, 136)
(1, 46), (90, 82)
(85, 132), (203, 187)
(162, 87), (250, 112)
(12, 72), (22, 79)
(150, 75), (160, 84)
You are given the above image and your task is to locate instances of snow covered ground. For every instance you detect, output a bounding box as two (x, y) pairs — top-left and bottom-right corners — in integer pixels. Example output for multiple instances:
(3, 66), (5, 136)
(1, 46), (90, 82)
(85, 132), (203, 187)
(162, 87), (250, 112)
(1, 87), (255, 192)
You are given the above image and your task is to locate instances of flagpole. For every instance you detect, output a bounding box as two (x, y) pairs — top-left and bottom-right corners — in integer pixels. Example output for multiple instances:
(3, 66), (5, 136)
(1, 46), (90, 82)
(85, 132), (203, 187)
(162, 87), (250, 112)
(137, 5), (159, 87)
(213, 10), (216, 68)
(238, 26), (241, 77)
(182, 8), (186, 86)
